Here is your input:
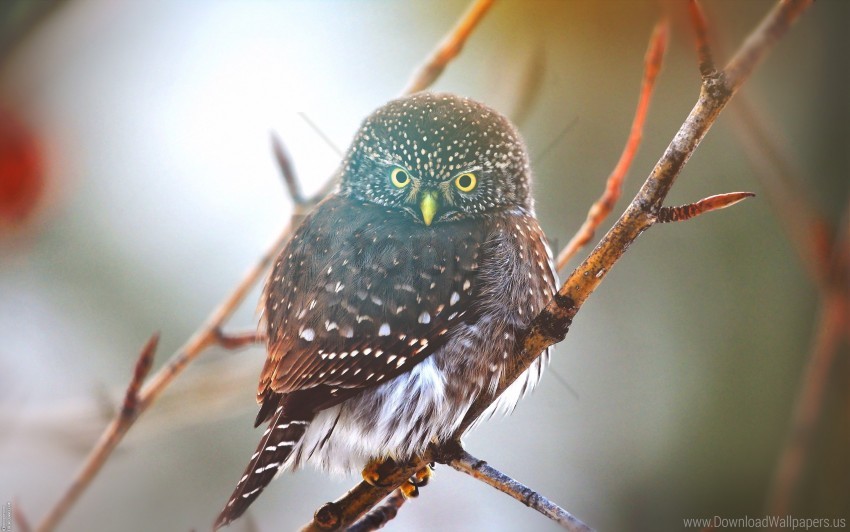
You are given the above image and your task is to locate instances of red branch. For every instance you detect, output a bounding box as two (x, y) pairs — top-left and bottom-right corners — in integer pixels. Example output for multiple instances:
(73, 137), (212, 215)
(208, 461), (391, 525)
(556, 20), (668, 271)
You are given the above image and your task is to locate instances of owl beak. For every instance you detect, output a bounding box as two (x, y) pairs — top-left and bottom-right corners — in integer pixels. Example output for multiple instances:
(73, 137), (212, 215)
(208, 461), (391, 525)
(419, 191), (439, 226)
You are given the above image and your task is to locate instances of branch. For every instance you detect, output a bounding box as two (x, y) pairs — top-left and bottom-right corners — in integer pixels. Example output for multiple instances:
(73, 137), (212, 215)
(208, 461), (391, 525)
(556, 19), (668, 271)
(346, 490), (407, 532)
(688, 0), (717, 78)
(400, 0), (496, 95)
(303, 0), (814, 528)
(35, 333), (160, 532)
(449, 450), (592, 532)
(35, 163), (307, 531)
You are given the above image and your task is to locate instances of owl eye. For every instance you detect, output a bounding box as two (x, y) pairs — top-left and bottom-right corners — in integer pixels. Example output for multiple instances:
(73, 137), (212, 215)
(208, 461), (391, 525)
(454, 172), (477, 193)
(390, 167), (411, 188)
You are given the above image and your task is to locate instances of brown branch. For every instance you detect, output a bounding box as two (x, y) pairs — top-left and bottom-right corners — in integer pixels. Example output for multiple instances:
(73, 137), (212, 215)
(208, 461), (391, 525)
(449, 450), (593, 532)
(121, 333), (158, 416)
(400, 0), (496, 95)
(36, 208), (301, 532)
(345, 490), (408, 532)
(35, 333), (160, 532)
(556, 19), (668, 271)
(302, 1), (814, 529)
(656, 192), (755, 223)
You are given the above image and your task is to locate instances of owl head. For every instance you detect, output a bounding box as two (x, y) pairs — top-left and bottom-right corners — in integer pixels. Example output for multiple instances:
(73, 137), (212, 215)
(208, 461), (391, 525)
(339, 92), (532, 226)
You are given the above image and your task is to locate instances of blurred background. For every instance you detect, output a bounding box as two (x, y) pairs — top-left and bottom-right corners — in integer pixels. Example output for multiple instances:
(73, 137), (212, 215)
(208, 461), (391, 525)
(1, 0), (848, 530)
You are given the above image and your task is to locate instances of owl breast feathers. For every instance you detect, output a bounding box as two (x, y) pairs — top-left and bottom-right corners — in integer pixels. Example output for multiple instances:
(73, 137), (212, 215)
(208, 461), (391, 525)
(215, 92), (557, 529)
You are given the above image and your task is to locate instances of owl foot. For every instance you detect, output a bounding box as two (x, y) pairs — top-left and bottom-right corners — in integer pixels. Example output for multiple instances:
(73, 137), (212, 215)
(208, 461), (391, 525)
(362, 457), (398, 488)
(400, 464), (433, 498)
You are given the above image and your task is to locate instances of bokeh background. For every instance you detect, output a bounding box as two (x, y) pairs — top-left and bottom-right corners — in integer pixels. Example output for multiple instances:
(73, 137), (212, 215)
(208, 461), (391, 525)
(1, 1), (848, 530)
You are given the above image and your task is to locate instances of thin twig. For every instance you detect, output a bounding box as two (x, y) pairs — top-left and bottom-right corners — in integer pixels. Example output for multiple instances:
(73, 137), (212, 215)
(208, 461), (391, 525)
(302, 1), (814, 528)
(35, 333), (160, 532)
(297, 112), (343, 158)
(689, 0), (717, 78)
(36, 196), (304, 532)
(556, 20), (668, 271)
(656, 192), (755, 223)
(449, 450), (593, 532)
(400, 0), (496, 95)
(271, 132), (306, 205)
(346, 490), (408, 532)
(213, 328), (265, 350)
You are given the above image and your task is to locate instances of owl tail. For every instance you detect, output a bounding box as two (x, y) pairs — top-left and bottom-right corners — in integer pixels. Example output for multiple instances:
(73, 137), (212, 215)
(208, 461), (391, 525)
(214, 406), (312, 529)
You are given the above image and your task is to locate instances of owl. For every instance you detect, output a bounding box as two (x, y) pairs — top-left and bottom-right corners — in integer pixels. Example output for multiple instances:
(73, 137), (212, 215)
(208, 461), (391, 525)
(214, 92), (557, 529)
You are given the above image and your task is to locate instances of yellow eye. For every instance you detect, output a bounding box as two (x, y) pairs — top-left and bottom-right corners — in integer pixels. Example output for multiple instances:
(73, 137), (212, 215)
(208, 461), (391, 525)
(454, 172), (477, 192)
(390, 167), (411, 188)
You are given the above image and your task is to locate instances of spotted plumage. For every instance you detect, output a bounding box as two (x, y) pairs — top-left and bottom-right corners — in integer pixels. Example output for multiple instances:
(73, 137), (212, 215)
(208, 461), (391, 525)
(215, 92), (557, 529)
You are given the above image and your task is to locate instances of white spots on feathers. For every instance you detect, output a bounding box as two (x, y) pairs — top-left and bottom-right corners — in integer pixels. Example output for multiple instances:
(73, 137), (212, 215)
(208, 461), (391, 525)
(299, 328), (315, 341)
(378, 323), (391, 336)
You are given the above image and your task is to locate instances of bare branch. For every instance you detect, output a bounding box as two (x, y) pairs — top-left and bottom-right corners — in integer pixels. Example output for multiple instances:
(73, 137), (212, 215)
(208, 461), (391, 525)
(656, 192), (755, 223)
(121, 333), (159, 416)
(556, 20), (668, 271)
(297, 112), (344, 158)
(449, 450), (593, 532)
(346, 490), (408, 532)
(36, 333), (160, 532)
(400, 0), (496, 95)
(689, 0), (717, 78)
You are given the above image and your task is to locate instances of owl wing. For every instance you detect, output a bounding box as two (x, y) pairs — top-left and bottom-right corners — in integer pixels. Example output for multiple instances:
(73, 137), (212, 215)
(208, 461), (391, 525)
(258, 197), (486, 410)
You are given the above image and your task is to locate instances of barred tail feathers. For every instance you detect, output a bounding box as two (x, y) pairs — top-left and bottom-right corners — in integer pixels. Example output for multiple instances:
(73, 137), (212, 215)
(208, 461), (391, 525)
(214, 409), (311, 529)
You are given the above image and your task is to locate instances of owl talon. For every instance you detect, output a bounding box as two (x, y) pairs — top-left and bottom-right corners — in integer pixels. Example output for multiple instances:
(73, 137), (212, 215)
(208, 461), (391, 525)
(400, 481), (420, 498)
(362, 457), (402, 488)
(400, 464), (433, 498)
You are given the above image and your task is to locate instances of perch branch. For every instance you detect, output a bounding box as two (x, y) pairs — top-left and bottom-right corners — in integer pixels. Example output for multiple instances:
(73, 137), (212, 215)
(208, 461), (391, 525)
(302, 1), (813, 529)
(400, 0), (496, 95)
(556, 19), (668, 271)
(449, 450), (592, 532)
(346, 490), (408, 532)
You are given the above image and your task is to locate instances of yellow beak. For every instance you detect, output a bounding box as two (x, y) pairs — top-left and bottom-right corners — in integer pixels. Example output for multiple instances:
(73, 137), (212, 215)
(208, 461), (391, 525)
(419, 191), (439, 226)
